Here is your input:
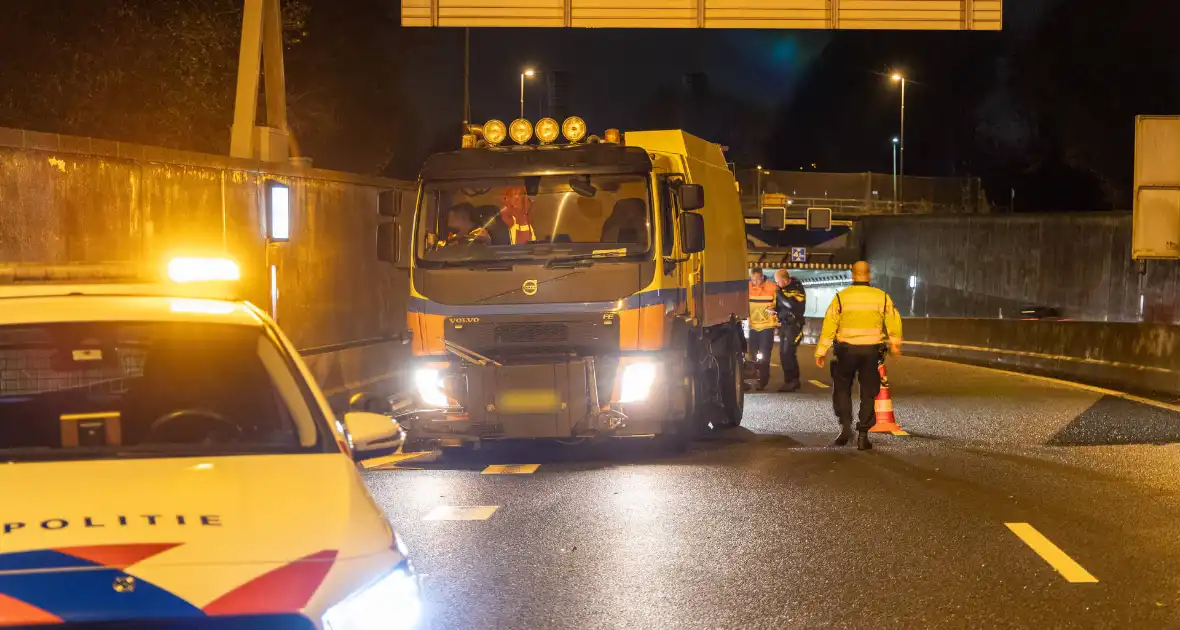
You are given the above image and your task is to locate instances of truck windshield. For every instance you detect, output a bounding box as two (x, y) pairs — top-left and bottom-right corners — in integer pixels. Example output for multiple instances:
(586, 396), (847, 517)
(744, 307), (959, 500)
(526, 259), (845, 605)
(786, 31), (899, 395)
(0, 321), (323, 462)
(416, 174), (652, 264)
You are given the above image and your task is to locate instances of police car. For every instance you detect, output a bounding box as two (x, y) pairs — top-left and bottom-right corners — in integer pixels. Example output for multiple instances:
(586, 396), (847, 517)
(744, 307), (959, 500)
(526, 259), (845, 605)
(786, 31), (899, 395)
(0, 258), (418, 629)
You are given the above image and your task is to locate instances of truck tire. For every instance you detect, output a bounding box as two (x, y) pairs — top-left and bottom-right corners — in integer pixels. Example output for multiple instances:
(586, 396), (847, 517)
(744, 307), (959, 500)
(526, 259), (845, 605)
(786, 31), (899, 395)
(718, 333), (745, 428)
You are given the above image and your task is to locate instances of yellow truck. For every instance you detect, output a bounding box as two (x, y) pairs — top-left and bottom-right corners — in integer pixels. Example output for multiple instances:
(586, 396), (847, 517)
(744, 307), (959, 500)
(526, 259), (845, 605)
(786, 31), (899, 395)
(386, 118), (749, 447)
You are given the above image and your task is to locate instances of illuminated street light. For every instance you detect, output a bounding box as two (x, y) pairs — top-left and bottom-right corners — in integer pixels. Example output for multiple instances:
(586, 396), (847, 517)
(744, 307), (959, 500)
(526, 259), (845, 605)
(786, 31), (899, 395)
(890, 71), (907, 210)
(520, 68), (536, 119)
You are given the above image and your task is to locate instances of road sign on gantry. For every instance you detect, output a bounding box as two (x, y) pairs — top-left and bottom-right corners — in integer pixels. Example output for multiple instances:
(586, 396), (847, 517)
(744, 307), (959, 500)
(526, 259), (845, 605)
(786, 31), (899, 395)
(1133, 116), (1180, 260)
(402, 0), (1002, 29)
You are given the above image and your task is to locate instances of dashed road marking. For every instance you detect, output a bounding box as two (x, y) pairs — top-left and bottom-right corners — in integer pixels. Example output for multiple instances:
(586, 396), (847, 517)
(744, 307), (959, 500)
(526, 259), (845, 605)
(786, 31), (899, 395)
(424, 506), (500, 521)
(809, 380), (830, 388)
(482, 464), (540, 475)
(890, 430), (910, 436)
(361, 452), (432, 470)
(1005, 522), (1098, 583)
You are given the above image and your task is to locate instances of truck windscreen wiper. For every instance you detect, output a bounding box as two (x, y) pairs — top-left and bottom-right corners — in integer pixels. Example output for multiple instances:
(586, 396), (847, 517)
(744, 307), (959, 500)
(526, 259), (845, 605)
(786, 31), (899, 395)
(544, 249), (630, 269)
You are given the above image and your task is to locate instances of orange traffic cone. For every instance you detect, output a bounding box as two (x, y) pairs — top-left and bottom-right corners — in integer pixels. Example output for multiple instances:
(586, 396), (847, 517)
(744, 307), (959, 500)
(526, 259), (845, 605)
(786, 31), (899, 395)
(869, 361), (904, 433)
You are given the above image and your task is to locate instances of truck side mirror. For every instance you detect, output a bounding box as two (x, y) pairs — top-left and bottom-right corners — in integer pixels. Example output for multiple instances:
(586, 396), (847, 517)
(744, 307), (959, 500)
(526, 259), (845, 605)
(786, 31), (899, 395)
(679, 184), (705, 211)
(377, 222), (399, 264)
(679, 212), (705, 254)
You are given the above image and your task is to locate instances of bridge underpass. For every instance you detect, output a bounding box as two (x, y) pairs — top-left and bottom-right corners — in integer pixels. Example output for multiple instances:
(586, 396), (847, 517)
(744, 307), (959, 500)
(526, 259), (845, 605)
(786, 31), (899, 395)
(8, 126), (1180, 627)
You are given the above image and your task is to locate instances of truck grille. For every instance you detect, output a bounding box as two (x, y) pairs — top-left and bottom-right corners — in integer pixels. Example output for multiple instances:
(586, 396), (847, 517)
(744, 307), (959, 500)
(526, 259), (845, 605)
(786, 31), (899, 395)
(495, 323), (568, 344)
(445, 317), (617, 358)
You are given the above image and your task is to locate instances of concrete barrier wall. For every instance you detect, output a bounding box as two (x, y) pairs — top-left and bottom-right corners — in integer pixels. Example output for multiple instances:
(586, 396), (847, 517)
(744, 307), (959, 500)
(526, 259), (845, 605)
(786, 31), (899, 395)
(862, 213), (1180, 325)
(0, 127), (416, 408)
(802, 316), (1180, 397)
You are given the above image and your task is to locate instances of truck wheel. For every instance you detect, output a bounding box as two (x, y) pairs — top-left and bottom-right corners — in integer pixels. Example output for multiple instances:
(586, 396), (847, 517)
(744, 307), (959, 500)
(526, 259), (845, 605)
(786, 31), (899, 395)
(718, 343), (745, 428)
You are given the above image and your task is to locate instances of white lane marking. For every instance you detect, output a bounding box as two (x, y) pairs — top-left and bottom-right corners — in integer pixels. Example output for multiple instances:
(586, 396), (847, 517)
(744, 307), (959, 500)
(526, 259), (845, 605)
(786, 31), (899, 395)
(361, 451), (432, 470)
(482, 464), (540, 475)
(1005, 523), (1098, 583)
(424, 506), (500, 521)
(809, 379), (830, 389)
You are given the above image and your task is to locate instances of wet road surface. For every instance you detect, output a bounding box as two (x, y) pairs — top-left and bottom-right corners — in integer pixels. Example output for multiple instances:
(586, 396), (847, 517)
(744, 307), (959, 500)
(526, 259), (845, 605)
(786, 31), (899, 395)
(365, 350), (1180, 629)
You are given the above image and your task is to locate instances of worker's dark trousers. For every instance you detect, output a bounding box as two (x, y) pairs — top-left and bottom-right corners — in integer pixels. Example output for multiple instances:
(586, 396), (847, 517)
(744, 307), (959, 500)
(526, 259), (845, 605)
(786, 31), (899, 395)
(748, 328), (776, 388)
(779, 324), (802, 388)
(830, 343), (882, 431)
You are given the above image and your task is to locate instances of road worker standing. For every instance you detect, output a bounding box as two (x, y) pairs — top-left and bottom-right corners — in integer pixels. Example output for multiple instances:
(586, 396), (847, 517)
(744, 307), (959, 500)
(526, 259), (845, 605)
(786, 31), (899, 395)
(814, 261), (902, 450)
(747, 269), (779, 390)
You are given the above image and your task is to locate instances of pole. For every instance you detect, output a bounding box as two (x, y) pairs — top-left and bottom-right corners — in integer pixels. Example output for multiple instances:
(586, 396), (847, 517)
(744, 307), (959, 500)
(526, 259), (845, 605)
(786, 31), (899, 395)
(891, 144), (897, 211)
(756, 167), (762, 208)
(520, 73), (525, 120)
(899, 79), (906, 212)
(462, 28), (470, 127)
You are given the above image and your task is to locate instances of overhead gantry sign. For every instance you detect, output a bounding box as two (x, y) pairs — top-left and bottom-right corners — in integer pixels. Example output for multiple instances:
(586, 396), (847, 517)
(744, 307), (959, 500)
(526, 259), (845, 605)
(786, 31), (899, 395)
(401, 0), (1001, 30)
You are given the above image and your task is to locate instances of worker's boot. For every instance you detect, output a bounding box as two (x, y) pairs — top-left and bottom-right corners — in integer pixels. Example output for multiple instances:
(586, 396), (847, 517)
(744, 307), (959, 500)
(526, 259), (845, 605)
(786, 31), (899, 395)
(856, 430), (873, 451)
(832, 424), (854, 447)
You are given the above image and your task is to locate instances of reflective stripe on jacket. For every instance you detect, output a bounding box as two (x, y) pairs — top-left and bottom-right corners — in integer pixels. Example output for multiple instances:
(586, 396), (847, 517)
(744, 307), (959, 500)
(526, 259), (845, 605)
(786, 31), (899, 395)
(748, 281), (778, 331)
(815, 284), (903, 357)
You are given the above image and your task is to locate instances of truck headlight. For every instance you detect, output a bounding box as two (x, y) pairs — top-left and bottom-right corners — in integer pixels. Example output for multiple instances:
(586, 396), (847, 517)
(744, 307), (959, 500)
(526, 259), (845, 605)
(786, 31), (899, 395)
(413, 368), (449, 407)
(618, 361), (657, 403)
(323, 563), (420, 630)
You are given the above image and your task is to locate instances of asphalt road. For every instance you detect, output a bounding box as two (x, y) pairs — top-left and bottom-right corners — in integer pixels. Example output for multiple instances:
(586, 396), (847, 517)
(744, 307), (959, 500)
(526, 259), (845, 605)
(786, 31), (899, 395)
(365, 349), (1180, 629)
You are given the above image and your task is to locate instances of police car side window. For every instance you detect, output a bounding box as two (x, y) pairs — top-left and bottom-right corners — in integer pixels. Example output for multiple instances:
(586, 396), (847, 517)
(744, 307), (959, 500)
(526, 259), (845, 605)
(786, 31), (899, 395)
(257, 336), (317, 448)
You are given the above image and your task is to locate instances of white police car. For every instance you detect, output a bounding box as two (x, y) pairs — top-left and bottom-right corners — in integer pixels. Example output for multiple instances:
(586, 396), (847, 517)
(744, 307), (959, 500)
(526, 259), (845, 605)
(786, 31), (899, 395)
(0, 258), (418, 629)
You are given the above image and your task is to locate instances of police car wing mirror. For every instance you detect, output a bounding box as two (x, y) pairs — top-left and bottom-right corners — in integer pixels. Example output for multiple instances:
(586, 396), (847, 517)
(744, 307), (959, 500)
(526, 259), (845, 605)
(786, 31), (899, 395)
(349, 391), (392, 414)
(679, 212), (706, 254)
(344, 411), (403, 456)
(679, 184), (705, 211)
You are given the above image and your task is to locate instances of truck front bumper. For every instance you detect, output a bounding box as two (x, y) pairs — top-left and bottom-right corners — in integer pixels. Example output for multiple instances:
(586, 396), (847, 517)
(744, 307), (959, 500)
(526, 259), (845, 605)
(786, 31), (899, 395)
(393, 354), (681, 443)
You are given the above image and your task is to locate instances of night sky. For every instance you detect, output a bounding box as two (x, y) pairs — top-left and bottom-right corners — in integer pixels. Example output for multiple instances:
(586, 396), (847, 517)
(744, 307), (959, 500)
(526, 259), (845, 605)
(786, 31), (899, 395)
(2, 0), (1177, 211)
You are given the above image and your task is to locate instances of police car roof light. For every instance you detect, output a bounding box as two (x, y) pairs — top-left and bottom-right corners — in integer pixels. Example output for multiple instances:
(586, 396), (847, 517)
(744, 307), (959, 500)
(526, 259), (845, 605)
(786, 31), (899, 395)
(167, 257), (241, 284)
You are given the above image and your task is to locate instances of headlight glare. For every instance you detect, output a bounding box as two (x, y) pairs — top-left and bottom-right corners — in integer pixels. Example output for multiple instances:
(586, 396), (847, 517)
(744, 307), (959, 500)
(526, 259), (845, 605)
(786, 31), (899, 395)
(413, 368), (449, 407)
(322, 565), (420, 630)
(618, 361), (657, 403)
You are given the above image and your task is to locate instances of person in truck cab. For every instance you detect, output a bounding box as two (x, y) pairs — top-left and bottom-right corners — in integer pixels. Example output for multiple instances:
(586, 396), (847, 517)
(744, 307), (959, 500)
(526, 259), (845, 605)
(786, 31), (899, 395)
(441, 203), (491, 246)
(498, 186), (536, 244)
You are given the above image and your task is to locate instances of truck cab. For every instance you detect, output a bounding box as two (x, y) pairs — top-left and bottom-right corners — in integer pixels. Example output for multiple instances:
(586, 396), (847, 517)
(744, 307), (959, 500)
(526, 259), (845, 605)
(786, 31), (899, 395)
(393, 118), (749, 447)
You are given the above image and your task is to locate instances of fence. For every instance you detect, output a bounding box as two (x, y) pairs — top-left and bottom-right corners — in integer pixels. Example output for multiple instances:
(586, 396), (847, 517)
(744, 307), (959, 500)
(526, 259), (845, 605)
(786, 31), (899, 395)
(738, 170), (986, 215)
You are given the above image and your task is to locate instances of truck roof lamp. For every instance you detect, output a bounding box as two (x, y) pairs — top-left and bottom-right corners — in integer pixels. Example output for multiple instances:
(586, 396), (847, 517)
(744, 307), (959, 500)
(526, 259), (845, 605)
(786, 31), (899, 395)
(509, 119), (534, 145)
(562, 116), (587, 143)
(483, 120), (507, 146)
(535, 118), (560, 144)
(604, 129), (621, 144)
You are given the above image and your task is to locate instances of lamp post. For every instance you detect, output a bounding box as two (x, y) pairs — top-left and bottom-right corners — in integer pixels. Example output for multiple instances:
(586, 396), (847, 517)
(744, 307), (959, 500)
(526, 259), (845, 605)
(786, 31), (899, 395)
(520, 68), (535, 119)
(891, 137), (899, 212)
(756, 165), (763, 207)
(891, 73), (906, 211)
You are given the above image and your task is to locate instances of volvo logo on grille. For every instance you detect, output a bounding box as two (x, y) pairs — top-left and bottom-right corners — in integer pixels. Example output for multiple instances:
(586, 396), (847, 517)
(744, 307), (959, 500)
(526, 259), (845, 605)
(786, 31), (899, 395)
(450, 317), (480, 324)
(113, 576), (136, 593)
(522, 279), (539, 296)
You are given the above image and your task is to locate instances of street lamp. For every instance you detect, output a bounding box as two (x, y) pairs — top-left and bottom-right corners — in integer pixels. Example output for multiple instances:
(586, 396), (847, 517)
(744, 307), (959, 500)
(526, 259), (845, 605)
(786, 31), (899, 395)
(891, 137), (899, 212)
(756, 165), (763, 207)
(891, 72), (906, 211)
(520, 68), (536, 119)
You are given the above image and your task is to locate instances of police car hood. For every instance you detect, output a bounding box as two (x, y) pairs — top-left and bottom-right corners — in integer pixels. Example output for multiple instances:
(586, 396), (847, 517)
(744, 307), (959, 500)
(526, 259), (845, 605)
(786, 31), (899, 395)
(0, 453), (393, 568)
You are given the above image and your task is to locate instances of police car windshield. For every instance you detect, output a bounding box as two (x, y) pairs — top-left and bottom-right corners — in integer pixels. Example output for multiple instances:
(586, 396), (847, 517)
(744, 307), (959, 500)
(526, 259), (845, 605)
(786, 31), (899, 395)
(0, 322), (321, 461)
(417, 175), (652, 265)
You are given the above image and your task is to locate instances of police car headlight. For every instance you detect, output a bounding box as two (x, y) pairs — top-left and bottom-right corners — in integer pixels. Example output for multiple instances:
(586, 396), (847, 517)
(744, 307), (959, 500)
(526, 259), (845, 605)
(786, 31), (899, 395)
(413, 368), (449, 408)
(323, 563), (420, 630)
(618, 361), (657, 403)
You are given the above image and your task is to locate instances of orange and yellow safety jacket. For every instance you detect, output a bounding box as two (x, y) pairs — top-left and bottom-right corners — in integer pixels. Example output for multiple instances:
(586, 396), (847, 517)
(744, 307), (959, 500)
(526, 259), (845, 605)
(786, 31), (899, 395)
(815, 283), (903, 357)
(748, 281), (778, 332)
